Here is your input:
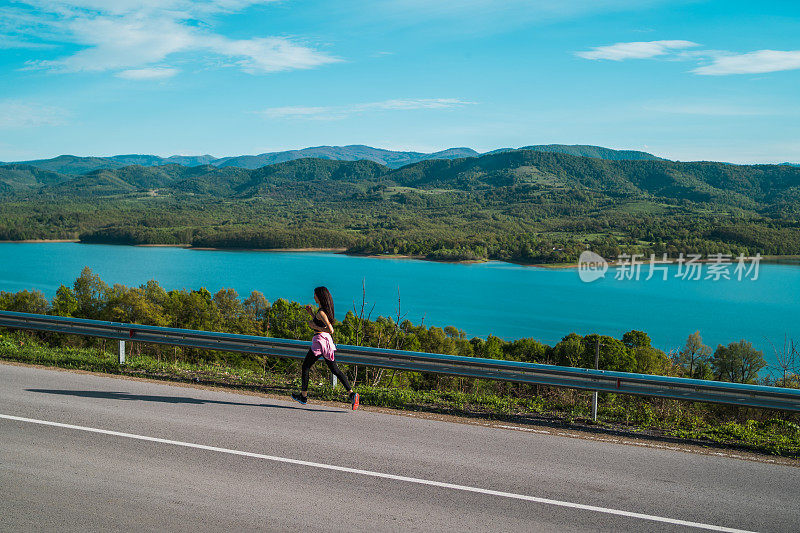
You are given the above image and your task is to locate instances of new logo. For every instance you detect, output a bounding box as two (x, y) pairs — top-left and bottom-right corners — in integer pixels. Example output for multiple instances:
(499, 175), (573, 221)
(578, 251), (608, 283)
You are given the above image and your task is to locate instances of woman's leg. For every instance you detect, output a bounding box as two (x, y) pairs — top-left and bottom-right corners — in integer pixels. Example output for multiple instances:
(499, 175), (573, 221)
(301, 349), (319, 395)
(323, 358), (352, 391)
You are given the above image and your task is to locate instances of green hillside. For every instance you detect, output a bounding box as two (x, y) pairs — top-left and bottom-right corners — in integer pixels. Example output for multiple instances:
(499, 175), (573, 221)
(1, 150), (799, 262)
(2, 144), (665, 175)
(13, 155), (126, 175)
(8, 149), (796, 207)
(0, 164), (73, 191)
(518, 144), (664, 161)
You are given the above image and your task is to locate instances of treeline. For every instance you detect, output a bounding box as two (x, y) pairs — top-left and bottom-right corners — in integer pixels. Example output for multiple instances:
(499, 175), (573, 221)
(1, 270), (789, 390)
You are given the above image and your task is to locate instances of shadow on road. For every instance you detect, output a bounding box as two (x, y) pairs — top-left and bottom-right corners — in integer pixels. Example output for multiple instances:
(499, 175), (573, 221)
(26, 388), (344, 413)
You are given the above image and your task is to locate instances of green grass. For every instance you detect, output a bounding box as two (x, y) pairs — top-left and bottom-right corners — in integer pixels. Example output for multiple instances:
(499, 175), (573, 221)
(1, 332), (798, 458)
(669, 419), (800, 457)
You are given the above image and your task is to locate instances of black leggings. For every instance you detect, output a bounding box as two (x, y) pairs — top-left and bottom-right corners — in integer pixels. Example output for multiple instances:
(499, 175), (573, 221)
(301, 349), (352, 392)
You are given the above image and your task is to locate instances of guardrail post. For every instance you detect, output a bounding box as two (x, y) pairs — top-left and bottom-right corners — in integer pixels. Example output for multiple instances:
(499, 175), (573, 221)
(119, 340), (125, 364)
(592, 340), (600, 421)
(331, 374), (338, 389)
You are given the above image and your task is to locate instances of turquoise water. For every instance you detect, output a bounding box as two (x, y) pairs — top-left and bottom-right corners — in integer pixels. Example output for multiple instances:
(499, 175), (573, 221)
(1, 242), (798, 367)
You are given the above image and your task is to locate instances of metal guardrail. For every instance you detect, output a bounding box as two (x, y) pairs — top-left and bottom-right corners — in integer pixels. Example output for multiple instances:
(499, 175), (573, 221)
(1, 310), (799, 412)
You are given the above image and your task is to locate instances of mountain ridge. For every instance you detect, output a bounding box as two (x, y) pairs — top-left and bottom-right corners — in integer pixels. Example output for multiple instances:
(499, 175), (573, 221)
(4, 150), (799, 218)
(3, 149), (800, 261)
(4, 144), (664, 175)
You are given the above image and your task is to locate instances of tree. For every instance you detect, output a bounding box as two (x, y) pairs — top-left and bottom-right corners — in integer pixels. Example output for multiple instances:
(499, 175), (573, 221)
(622, 330), (672, 375)
(243, 291), (270, 332)
(121, 286), (168, 327)
(553, 333), (584, 367)
(584, 334), (633, 372)
(267, 298), (311, 340)
(141, 279), (168, 309)
(630, 345), (671, 375)
(213, 288), (245, 332)
(622, 330), (651, 349)
(474, 334), (504, 359)
(692, 361), (715, 381)
(678, 331), (711, 378)
(503, 338), (547, 363)
(712, 340), (766, 384)
(769, 336), (798, 387)
(444, 325), (465, 339)
(163, 288), (216, 331)
(73, 267), (109, 319)
(0, 289), (49, 314)
(51, 285), (79, 317)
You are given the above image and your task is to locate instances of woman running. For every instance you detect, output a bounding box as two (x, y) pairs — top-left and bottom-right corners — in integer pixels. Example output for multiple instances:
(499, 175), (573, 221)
(292, 286), (359, 409)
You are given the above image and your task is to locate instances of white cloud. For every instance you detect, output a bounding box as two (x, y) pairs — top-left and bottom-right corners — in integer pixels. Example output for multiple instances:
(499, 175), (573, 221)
(577, 39), (800, 77)
(261, 106), (330, 119)
(116, 67), (178, 80)
(202, 35), (340, 74)
(260, 98), (476, 120)
(0, 100), (67, 129)
(692, 50), (800, 75)
(361, 98), (476, 111)
(6, 1), (339, 76)
(576, 40), (699, 61)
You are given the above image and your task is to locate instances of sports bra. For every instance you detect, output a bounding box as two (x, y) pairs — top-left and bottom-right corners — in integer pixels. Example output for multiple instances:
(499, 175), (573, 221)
(312, 309), (327, 329)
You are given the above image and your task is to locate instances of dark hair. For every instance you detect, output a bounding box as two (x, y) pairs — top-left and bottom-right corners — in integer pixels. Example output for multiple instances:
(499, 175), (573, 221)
(314, 286), (335, 323)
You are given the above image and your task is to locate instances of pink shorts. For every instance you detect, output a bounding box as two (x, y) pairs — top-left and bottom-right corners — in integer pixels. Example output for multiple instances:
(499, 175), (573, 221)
(311, 332), (337, 362)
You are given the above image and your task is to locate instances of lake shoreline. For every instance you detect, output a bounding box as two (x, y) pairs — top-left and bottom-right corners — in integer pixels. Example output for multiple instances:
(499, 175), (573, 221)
(192, 246), (349, 253)
(0, 239), (80, 243)
(5, 239), (800, 268)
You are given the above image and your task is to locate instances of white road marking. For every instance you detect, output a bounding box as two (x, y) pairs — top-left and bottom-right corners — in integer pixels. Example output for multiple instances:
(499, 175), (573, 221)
(494, 424), (551, 434)
(1, 413), (755, 533)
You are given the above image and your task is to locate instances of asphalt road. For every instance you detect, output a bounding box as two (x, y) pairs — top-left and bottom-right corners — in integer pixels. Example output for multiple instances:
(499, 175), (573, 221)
(1, 362), (798, 532)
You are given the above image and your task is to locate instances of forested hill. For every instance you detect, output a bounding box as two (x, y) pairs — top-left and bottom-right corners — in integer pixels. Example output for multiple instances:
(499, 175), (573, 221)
(212, 145), (481, 169)
(2, 149), (800, 262)
(0, 164), (72, 192)
(4, 143), (664, 175)
(383, 151), (800, 211)
(4, 149), (797, 212)
(487, 144), (664, 161)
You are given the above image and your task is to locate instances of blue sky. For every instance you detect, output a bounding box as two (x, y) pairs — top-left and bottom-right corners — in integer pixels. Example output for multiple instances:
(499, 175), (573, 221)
(0, 0), (798, 163)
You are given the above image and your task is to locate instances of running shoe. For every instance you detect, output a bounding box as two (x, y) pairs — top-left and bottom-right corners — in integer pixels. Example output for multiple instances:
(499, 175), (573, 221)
(291, 392), (307, 405)
(350, 392), (360, 410)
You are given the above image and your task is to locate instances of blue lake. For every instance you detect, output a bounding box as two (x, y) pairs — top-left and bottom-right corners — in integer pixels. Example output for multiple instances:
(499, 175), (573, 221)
(0, 242), (798, 368)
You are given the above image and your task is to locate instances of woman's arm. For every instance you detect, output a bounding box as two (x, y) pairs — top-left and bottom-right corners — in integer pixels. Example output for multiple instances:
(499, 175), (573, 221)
(306, 305), (325, 331)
